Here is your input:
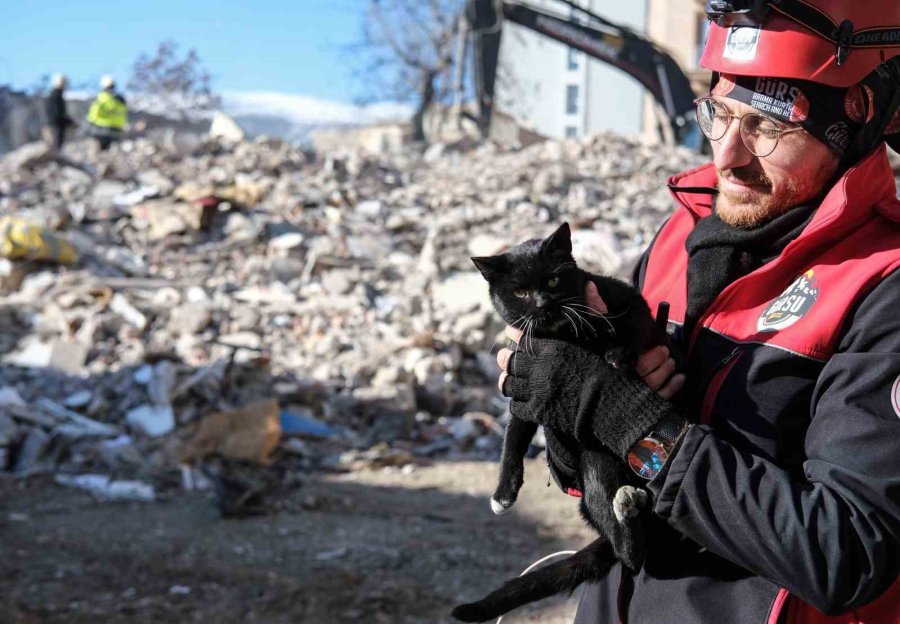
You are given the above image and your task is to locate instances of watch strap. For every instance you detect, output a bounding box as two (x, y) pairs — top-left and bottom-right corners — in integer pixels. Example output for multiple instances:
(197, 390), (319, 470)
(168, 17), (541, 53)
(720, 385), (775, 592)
(627, 415), (690, 480)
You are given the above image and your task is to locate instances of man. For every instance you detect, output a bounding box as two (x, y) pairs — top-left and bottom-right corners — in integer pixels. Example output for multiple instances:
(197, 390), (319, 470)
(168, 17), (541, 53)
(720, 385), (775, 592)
(85, 75), (127, 151)
(496, 2), (900, 622)
(44, 74), (74, 152)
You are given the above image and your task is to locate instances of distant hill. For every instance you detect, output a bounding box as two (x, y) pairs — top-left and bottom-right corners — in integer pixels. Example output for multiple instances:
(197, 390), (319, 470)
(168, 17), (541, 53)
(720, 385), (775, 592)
(221, 92), (411, 145)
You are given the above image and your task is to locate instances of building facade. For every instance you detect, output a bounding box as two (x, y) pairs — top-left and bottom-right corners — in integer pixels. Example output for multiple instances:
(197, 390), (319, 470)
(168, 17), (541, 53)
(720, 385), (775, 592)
(642, 0), (711, 144)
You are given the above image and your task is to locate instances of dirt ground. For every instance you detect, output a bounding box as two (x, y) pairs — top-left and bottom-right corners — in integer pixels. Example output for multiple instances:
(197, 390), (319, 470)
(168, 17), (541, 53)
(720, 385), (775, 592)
(0, 459), (596, 624)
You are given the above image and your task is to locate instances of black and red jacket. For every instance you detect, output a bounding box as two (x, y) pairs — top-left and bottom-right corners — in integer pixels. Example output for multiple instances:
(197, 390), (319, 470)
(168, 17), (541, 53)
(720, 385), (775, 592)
(574, 147), (900, 624)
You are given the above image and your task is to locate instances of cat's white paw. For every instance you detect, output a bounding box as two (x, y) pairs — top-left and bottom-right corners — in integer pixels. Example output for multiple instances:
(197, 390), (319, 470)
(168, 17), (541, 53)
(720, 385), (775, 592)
(613, 486), (648, 523)
(491, 498), (512, 516)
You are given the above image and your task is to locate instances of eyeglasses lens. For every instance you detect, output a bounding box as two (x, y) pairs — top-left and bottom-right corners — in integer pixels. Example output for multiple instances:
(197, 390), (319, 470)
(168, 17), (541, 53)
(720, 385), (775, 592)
(695, 98), (781, 158)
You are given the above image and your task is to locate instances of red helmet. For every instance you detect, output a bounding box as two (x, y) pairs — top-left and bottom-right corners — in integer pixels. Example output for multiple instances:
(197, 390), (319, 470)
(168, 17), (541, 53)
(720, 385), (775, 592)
(700, 1), (900, 158)
(700, 0), (900, 87)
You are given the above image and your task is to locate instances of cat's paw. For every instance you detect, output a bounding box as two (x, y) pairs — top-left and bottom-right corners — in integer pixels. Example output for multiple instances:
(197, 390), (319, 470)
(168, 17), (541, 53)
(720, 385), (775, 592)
(613, 485), (648, 523)
(490, 497), (514, 515)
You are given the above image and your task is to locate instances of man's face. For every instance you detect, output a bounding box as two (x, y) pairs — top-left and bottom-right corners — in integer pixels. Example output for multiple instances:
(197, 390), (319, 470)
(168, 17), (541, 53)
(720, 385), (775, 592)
(710, 96), (840, 228)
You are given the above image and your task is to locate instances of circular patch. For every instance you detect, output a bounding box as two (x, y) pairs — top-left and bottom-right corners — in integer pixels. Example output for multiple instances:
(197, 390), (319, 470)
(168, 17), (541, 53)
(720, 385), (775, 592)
(757, 271), (819, 333)
(789, 89), (809, 123)
(891, 375), (900, 419)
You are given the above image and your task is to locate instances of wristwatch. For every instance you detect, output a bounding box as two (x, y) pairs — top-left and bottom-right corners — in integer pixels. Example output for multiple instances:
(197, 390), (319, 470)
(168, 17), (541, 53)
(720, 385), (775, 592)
(627, 415), (690, 480)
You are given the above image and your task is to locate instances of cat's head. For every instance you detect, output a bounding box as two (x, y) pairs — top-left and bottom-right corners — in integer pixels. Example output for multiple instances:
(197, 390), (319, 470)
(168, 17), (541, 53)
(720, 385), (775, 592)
(472, 222), (584, 333)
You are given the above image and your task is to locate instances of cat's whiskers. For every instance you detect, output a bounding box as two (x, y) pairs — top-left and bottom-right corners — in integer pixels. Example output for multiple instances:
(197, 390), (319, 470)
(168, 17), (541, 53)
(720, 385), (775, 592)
(525, 318), (536, 357)
(494, 314), (529, 355)
(563, 303), (604, 318)
(561, 309), (580, 339)
(562, 306), (598, 336)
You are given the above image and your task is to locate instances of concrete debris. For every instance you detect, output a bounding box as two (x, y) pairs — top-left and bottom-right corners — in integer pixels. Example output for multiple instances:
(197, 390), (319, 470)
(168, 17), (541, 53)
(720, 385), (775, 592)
(54, 473), (155, 501)
(209, 111), (245, 143)
(0, 130), (704, 501)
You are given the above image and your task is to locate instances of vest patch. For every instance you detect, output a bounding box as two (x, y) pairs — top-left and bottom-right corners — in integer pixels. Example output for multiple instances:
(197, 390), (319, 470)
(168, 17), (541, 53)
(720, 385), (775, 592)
(757, 271), (819, 333)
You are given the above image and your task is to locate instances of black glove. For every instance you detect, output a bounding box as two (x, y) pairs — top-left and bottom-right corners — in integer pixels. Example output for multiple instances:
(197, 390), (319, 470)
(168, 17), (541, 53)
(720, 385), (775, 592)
(502, 338), (672, 459)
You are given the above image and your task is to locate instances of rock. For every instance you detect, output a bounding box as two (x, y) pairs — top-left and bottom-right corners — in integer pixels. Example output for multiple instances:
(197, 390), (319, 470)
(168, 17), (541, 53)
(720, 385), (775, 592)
(54, 474), (155, 501)
(571, 224), (622, 275)
(63, 390), (93, 408)
(133, 199), (209, 240)
(4, 338), (89, 374)
(432, 272), (493, 314)
(14, 428), (51, 475)
(209, 111), (245, 142)
(169, 303), (212, 334)
(109, 293), (148, 329)
(467, 234), (509, 257)
(267, 232), (305, 257)
(2, 141), (50, 170)
(89, 180), (128, 217)
(136, 169), (175, 195)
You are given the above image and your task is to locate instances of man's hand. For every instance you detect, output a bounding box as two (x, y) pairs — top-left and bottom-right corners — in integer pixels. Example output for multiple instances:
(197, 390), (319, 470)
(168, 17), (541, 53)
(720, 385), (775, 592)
(497, 336), (671, 458)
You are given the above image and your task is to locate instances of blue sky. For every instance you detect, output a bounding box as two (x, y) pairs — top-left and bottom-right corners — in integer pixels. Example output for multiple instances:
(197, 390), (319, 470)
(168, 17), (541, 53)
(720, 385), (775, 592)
(3, 0), (370, 101)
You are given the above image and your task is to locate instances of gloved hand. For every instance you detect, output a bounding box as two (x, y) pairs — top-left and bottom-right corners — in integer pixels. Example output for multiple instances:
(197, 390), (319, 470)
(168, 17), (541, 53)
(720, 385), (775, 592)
(501, 338), (672, 459)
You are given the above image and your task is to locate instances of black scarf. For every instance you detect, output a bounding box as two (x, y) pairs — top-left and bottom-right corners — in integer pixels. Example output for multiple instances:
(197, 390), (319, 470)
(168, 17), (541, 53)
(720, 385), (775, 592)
(683, 203), (817, 337)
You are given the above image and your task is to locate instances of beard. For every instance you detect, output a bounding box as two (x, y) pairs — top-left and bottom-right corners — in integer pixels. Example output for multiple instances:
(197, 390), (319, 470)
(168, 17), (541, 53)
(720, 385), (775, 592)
(715, 164), (835, 228)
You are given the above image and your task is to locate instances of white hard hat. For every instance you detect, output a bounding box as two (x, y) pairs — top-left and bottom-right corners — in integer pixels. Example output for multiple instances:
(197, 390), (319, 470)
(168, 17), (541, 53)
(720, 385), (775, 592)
(100, 75), (115, 89)
(52, 74), (67, 89)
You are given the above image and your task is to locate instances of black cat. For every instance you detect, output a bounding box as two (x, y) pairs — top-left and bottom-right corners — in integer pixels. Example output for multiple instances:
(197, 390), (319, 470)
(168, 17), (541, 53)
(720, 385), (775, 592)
(452, 222), (667, 623)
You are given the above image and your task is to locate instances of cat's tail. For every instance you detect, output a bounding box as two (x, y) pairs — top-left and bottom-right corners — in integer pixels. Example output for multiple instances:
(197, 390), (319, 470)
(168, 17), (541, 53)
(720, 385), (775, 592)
(450, 537), (614, 623)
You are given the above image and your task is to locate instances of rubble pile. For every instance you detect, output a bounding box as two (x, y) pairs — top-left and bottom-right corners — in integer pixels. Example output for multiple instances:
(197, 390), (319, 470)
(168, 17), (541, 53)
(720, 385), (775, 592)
(0, 132), (703, 497)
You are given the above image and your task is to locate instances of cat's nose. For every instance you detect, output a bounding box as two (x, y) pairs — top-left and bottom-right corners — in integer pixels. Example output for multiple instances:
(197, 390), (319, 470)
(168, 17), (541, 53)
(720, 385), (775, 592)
(533, 294), (548, 308)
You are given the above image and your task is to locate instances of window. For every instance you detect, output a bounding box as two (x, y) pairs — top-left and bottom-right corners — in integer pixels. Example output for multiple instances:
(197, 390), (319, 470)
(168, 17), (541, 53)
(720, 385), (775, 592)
(568, 48), (579, 70)
(565, 126), (578, 138)
(566, 85), (578, 114)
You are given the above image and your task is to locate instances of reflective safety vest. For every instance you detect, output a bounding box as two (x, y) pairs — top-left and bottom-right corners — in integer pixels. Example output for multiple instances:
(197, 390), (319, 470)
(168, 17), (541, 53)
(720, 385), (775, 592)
(86, 91), (127, 130)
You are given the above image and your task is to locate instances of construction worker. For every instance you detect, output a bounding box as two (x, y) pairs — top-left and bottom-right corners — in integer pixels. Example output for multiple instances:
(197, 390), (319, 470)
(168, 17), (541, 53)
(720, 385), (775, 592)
(495, 1), (900, 622)
(44, 74), (74, 152)
(86, 75), (127, 151)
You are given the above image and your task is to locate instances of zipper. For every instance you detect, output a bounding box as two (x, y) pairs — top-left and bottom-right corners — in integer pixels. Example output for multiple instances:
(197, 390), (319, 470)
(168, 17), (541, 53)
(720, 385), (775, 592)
(699, 347), (742, 425)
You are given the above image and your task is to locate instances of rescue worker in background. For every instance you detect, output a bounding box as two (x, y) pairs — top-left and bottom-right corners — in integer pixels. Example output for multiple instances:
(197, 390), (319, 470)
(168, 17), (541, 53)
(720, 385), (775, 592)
(86, 75), (127, 151)
(44, 74), (74, 152)
(497, 1), (900, 622)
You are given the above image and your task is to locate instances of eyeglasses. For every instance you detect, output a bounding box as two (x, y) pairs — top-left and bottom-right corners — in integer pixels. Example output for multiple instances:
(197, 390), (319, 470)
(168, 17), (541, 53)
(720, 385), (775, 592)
(694, 97), (804, 158)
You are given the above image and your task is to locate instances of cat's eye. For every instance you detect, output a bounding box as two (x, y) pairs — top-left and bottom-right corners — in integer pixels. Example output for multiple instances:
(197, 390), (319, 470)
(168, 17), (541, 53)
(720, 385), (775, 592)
(547, 277), (559, 288)
(513, 288), (528, 299)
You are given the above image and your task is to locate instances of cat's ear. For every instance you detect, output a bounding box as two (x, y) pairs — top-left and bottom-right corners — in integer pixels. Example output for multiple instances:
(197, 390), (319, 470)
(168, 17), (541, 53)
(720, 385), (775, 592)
(471, 255), (506, 281)
(541, 222), (572, 255)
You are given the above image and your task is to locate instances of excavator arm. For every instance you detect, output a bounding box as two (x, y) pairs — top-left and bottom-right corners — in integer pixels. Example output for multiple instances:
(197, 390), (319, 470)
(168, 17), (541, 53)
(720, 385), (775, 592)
(466, 0), (700, 148)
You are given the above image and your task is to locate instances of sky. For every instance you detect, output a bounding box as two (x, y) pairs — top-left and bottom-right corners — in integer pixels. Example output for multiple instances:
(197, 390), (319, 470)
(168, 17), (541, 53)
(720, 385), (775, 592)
(2, 0), (372, 103)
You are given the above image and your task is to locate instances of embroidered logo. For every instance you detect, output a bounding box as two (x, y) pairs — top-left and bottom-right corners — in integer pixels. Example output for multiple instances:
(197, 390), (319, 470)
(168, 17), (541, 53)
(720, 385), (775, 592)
(724, 27), (760, 61)
(757, 270), (819, 332)
(891, 375), (900, 419)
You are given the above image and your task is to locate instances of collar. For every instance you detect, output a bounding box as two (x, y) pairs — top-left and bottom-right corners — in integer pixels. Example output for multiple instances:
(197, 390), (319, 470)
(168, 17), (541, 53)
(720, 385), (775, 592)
(667, 147), (900, 228)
